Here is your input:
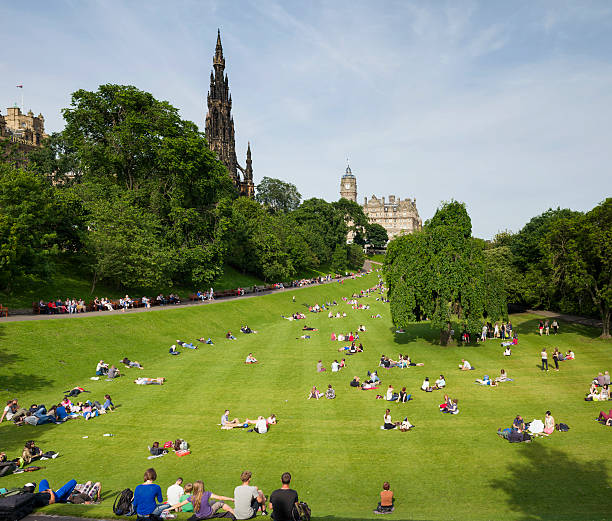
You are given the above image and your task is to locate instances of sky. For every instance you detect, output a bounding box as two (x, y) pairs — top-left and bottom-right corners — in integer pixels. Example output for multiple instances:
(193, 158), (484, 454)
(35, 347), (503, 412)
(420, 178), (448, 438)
(1, 0), (611, 238)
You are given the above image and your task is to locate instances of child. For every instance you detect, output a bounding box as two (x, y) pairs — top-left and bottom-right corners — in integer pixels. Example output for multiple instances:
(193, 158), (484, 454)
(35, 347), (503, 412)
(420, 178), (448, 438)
(374, 481), (394, 514)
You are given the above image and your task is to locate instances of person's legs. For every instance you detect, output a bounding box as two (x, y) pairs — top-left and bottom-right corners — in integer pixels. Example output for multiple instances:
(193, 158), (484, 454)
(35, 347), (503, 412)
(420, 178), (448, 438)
(39, 479), (51, 492)
(152, 504), (172, 516)
(55, 479), (77, 502)
(554, 358), (559, 370)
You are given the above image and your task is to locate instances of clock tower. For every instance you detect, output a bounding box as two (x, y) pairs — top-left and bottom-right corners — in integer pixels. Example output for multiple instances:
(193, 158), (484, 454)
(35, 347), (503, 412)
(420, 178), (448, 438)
(339, 163), (357, 202)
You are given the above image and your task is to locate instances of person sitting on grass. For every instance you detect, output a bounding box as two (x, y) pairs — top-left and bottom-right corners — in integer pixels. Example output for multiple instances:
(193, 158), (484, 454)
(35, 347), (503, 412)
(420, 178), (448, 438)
(421, 378), (433, 392)
(221, 410), (245, 429)
(133, 468), (172, 518)
(374, 481), (394, 514)
(317, 360), (326, 372)
(102, 394), (114, 412)
(95, 360), (108, 376)
(495, 369), (509, 382)
(350, 376), (361, 388)
(459, 359), (473, 371)
(169, 345), (180, 355)
(565, 350), (575, 360)
(434, 375), (446, 389)
(543, 411), (555, 435)
(308, 387), (322, 400)
(198, 337), (214, 344)
(232, 470), (268, 520)
(325, 384), (336, 399)
(107, 365), (120, 379)
(442, 399), (459, 414)
(134, 377), (166, 385)
(226, 331), (237, 340)
(384, 385), (398, 401)
(245, 416), (269, 434)
(240, 325), (257, 334)
(170, 479), (235, 519)
(245, 353), (258, 364)
(503, 346), (512, 356)
(121, 358), (144, 369)
(267, 414), (277, 425)
(512, 415), (525, 432)
(397, 387), (411, 403)
(597, 409), (612, 422)
(178, 483), (194, 512)
(382, 409), (397, 430)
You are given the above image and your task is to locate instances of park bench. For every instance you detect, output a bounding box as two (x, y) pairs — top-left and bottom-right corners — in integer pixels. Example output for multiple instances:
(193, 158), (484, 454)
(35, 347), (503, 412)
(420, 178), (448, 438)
(0, 304), (8, 318)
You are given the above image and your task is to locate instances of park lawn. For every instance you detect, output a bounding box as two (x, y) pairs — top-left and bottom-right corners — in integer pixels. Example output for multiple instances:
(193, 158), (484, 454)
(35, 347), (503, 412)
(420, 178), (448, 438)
(367, 254), (386, 263)
(0, 271), (610, 521)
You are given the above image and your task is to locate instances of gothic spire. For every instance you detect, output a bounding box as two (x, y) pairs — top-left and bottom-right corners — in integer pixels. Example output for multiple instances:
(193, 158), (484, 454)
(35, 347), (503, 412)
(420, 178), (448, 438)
(213, 29), (225, 69)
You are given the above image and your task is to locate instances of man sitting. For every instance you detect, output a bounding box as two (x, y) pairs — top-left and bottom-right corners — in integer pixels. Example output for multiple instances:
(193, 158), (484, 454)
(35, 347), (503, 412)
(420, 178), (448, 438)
(245, 353), (258, 364)
(459, 359), (473, 370)
(233, 471), (267, 519)
(95, 360), (108, 376)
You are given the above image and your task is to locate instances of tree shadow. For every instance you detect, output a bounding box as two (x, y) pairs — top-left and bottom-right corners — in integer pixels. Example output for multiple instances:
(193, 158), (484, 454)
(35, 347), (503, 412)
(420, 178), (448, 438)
(0, 348), (54, 394)
(514, 316), (600, 340)
(389, 323), (437, 345)
(490, 444), (609, 520)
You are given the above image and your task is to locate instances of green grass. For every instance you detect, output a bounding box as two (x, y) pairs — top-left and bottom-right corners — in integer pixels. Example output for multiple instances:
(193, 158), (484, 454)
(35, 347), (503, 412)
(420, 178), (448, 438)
(0, 272), (610, 521)
(0, 263), (265, 310)
(366, 254), (386, 263)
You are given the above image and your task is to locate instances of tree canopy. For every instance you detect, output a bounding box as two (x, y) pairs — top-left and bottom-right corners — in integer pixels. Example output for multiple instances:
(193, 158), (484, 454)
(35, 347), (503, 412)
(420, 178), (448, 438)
(384, 201), (506, 344)
(255, 176), (301, 213)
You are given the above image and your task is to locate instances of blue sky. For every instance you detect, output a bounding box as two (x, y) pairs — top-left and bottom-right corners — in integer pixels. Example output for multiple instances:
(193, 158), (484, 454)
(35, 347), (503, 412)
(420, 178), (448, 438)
(1, 0), (611, 238)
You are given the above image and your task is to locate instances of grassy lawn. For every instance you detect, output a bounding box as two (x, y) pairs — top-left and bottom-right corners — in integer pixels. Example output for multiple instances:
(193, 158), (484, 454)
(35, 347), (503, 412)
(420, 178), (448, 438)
(0, 263), (265, 310)
(367, 254), (386, 263)
(0, 271), (610, 520)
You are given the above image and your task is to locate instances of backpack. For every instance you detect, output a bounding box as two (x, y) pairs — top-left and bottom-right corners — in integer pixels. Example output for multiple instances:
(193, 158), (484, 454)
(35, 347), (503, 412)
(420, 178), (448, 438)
(556, 423), (570, 432)
(113, 488), (134, 516)
(293, 501), (311, 521)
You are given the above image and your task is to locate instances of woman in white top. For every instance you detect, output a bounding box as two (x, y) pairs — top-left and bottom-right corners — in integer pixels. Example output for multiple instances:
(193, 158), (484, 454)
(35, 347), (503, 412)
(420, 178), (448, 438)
(383, 409), (396, 429)
(421, 378), (431, 392)
(386, 386), (398, 401)
(541, 348), (549, 371)
(503, 347), (512, 356)
(434, 375), (446, 389)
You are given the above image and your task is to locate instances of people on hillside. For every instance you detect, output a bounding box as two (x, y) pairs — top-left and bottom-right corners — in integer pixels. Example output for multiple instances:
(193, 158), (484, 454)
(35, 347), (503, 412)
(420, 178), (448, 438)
(308, 387), (322, 400)
(374, 481), (394, 514)
(233, 471), (267, 519)
(382, 409), (397, 429)
(221, 410), (244, 429)
(95, 360), (109, 376)
(325, 384), (336, 399)
(245, 416), (269, 434)
(543, 411), (555, 435)
(133, 468), (172, 518)
(541, 348), (549, 372)
(316, 360), (326, 372)
(170, 479), (235, 519)
(167, 477), (184, 505)
(459, 359), (473, 371)
(245, 353), (258, 364)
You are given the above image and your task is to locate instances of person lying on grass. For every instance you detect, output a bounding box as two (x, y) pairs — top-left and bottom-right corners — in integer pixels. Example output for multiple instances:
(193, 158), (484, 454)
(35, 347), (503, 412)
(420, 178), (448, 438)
(121, 357), (144, 369)
(475, 375), (498, 386)
(177, 340), (197, 349)
(245, 353), (258, 364)
(226, 331), (237, 340)
(302, 326), (318, 331)
(64, 386), (90, 398)
(197, 337), (214, 344)
(134, 377), (165, 385)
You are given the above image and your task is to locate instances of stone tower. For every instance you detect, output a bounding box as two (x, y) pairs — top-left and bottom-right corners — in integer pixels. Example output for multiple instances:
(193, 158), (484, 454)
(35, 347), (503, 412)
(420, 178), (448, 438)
(339, 163), (357, 202)
(205, 30), (254, 197)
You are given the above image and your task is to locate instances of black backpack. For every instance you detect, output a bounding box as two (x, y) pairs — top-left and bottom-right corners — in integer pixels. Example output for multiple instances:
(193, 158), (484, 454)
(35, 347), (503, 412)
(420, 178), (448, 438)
(113, 488), (134, 516)
(293, 501), (311, 521)
(557, 423), (570, 432)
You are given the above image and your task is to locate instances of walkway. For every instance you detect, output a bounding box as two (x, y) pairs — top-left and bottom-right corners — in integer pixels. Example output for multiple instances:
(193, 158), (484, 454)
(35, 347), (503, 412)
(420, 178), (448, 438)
(0, 267), (378, 323)
(525, 309), (602, 329)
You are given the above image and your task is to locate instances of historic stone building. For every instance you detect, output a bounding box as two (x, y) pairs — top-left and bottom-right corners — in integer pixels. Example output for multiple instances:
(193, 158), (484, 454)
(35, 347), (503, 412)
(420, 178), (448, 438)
(0, 106), (48, 149)
(339, 164), (422, 241)
(205, 30), (254, 197)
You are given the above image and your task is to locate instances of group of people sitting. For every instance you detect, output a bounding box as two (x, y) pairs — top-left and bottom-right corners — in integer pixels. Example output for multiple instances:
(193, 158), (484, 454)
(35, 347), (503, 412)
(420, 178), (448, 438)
(380, 385), (411, 403)
(498, 411), (562, 442)
(420, 375), (446, 391)
(37, 298), (87, 314)
(0, 394), (114, 427)
(308, 384), (336, 400)
(382, 409), (414, 431)
(585, 371), (610, 401)
(0, 440), (58, 473)
(475, 369), (511, 386)
(379, 354), (423, 369)
(337, 342), (363, 354)
(220, 410), (276, 433)
(439, 395), (459, 414)
(95, 360), (124, 378)
(240, 325), (257, 334)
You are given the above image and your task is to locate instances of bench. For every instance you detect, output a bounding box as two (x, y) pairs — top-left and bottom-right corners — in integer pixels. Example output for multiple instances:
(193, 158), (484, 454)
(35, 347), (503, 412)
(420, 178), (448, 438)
(0, 305), (8, 318)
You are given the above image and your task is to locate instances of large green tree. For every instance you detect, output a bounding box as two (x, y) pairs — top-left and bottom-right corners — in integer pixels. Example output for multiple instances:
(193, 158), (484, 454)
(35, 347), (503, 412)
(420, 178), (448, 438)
(366, 223), (388, 249)
(384, 201), (506, 344)
(255, 176), (301, 213)
(544, 198), (612, 338)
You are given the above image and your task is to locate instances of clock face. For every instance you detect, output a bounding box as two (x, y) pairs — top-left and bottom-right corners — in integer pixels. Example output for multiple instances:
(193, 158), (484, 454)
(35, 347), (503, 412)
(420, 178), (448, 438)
(345, 183), (351, 189)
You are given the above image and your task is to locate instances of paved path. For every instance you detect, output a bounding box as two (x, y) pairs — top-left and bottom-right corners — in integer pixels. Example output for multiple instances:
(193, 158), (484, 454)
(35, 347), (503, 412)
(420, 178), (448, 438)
(0, 268), (378, 323)
(525, 309), (602, 329)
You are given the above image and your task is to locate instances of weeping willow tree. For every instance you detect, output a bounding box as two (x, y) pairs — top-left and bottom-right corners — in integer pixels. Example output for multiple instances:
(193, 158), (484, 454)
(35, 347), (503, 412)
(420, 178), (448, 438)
(384, 200), (507, 345)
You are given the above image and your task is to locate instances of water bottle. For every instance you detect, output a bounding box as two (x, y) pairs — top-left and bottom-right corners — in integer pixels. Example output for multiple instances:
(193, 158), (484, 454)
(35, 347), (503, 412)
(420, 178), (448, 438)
(103, 433), (113, 437)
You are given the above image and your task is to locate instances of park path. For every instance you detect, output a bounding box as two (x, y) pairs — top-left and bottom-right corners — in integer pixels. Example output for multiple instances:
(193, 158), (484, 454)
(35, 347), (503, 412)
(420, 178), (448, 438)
(525, 309), (602, 329)
(0, 263), (381, 323)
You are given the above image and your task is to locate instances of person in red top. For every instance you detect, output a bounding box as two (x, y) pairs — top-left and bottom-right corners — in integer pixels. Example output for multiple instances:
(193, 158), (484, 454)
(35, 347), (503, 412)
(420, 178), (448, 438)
(374, 481), (394, 514)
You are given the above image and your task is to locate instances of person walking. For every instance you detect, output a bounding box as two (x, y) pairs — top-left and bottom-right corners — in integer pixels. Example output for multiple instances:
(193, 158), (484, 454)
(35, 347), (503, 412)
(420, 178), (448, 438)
(552, 348), (560, 371)
(541, 348), (549, 372)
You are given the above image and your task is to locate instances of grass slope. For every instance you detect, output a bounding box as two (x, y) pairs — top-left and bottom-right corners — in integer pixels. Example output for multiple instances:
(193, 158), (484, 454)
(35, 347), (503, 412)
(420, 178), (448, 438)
(0, 272), (610, 521)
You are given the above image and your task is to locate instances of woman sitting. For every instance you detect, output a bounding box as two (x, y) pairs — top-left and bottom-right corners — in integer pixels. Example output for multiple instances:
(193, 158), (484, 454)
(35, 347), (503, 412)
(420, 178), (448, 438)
(397, 387), (411, 403)
(495, 369), (509, 382)
(442, 399), (459, 414)
(221, 410), (244, 429)
(82, 401), (99, 420)
(149, 442), (167, 456)
(439, 394), (452, 412)
(308, 386), (322, 400)
(503, 347), (512, 356)
(386, 385), (399, 401)
(316, 360), (326, 372)
(434, 375), (446, 389)
(382, 409), (397, 429)
(543, 411), (555, 435)
(421, 378), (432, 392)
(325, 384), (336, 399)
(565, 350), (575, 360)
(350, 376), (361, 387)
(245, 353), (258, 364)
(168, 479), (235, 519)
(374, 482), (394, 514)
(102, 394), (114, 412)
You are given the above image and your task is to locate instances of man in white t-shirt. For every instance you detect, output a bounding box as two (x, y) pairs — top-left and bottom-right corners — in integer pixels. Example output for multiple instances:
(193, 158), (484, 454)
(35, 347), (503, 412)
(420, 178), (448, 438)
(331, 360), (339, 372)
(459, 359), (472, 371)
(233, 470), (267, 519)
(167, 477), (184, 505)
(246, 416), (268, 434)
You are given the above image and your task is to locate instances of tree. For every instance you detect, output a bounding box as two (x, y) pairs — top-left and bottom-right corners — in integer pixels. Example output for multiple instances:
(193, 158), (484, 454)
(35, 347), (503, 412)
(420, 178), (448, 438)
(384, 201), (506, 344)
(366, 223), (388, 248)
(544, 199), (612, 338)
(255, 177), (301, 213)
(0, 164), (64, 291)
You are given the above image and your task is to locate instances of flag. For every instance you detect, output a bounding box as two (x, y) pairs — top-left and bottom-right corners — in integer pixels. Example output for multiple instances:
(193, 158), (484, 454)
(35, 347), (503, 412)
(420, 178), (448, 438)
(16, 85), (23, 88)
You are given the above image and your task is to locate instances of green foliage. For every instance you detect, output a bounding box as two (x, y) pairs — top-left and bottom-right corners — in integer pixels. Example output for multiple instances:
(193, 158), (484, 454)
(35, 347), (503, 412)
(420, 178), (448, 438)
(0, 164), (64, 291)
(331, 244), (347, 272)
(366, 222), (388, 248)
(384, 201), (506, 343)
(543, 198), (612, 337)
(255, 176), (301, 213)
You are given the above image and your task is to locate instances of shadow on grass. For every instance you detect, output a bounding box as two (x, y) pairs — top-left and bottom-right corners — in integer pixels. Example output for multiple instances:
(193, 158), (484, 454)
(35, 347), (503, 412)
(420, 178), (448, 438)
(514, 316), (600, 340)
(0, 347), (54, 394)
(490, 445), (609, 521)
